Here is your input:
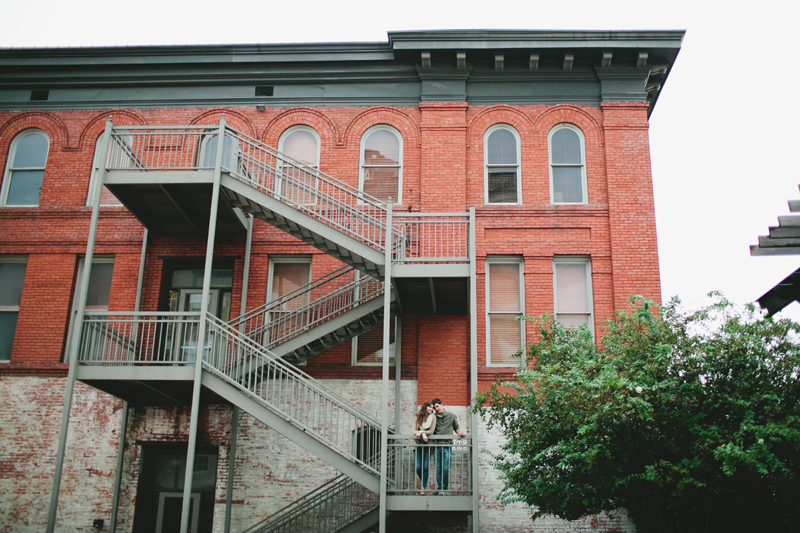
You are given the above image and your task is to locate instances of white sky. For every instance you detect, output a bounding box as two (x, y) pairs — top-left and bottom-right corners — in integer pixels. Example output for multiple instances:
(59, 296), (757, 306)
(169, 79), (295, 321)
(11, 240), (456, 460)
(2, 0), (800, 318)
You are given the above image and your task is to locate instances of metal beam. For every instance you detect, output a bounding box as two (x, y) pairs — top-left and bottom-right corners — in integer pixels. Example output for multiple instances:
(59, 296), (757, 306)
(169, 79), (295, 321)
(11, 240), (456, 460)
(109, 402), (128, 533)
(224, 406), (239, 533)
(468, 207), (479, 533)
(379, 202), (394, 533)
(47, 117), (113, 533)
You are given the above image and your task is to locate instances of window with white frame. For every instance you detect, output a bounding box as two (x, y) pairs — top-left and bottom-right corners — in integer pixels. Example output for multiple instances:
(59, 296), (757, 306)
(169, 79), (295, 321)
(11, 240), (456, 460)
(87, 136), (122, 206)
(549, 124), (587, 204)
(359, 126), (402, 203)
(352, 317), (397, 366)
(198, 131), (238, 172)
(278, 126), (320, 206)
(484, 125), (521, 204)
(553, 257), (593, 333)
(64, 257), (115, 361)
(486, 257), (525, 366)
(0, 257), (28, 361)
(1, 130), (49, 206)
(266, 258), (312, 345)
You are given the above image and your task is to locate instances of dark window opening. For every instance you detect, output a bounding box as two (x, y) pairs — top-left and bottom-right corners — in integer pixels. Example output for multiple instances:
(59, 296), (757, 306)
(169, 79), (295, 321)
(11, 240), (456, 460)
(30, 90), (49, 101)
(255, 86), (274, 97)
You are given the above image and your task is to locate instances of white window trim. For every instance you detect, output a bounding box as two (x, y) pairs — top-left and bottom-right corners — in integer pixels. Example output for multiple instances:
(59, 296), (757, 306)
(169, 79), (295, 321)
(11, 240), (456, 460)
(358, 125), (403, 205)
(266, 255), (313, 304)
(548, 124), (588, 205)
(483, 124), (522, 205)
(0, 256), (28, 363)
(351, 316), (400, 366)
(553, 256), (594, 335)
(277, 126), (321, 205)
(86, 136), (123, 206)
(1, 129), (50, 207)
(485, 256), (525, 367)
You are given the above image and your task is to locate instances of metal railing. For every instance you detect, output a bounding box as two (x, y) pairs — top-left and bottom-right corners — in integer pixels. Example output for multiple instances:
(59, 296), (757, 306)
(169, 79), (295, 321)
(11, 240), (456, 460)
(203, 314), (385, 476)
(241, 474), (378, 533)
(78, 312), (202, 364)
(387, 435), (472, 495)
(229, 265), (384, 349)
(392, 213), (470, 264)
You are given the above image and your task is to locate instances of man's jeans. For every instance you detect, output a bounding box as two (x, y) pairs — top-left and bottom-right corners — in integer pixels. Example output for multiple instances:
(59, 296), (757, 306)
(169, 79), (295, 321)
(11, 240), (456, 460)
(433, 446), (451, 491)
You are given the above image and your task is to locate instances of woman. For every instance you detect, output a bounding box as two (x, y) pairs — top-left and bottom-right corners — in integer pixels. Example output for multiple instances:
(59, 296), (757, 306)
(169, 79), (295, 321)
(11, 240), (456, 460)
(412, 401), (436, 491)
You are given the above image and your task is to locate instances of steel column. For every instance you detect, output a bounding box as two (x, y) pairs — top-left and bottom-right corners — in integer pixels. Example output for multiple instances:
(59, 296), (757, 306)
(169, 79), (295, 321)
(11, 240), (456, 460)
(469, 207), (479, 532)
(394, 317), (402, 431)
(224, 406), (239, 533)
(46, 117), (113, 533)
(179, 115), (226, 533)
(378, 201), (393, 533)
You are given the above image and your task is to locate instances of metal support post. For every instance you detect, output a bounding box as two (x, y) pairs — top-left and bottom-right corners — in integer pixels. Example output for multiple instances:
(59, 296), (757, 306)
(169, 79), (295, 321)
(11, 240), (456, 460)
(394, 318), (402, 432)
(378, 201), (394, 533)
(46, 117), (113, 533)
(179, 115), (226, 533)
(468, 207), (480, 533)
(109, 227), (147, 533)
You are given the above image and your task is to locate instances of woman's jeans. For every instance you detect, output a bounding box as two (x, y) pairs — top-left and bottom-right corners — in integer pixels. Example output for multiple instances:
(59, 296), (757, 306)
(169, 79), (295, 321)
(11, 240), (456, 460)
(415, 446), (430, 489)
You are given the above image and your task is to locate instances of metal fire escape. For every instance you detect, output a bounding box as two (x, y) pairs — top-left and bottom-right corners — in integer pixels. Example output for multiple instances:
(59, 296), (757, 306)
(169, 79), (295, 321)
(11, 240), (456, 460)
(49, 116), (479, 533)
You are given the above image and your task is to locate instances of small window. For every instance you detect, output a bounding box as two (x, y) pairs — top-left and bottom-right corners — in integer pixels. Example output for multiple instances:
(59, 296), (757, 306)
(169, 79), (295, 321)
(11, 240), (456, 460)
(1, 130), (49, 206)
(278, 127), (320, 206)
(87, 136), (122, 206)
(64, 257), (115, 361)
(549, 124), (587, 204)
(197, 132), (238, 172)
(484, 125), (521, 204)
(0, 257), (28, 362)
(266, 258), (312, 346)
(352, 317), (397, 366)
(553, 257), (593, 334)
(359, 126), (402, 204)
(486, 257), (524, 366)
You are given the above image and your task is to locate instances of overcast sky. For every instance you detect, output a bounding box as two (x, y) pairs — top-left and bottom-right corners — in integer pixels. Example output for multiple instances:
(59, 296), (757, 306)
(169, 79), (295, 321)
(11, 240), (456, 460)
(2, 0), (799, 318)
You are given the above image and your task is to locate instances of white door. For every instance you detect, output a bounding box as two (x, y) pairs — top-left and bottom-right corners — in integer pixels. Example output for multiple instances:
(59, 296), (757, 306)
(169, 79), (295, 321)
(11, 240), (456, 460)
(155, 492), (200, 533)
(175, 289), (219, 362)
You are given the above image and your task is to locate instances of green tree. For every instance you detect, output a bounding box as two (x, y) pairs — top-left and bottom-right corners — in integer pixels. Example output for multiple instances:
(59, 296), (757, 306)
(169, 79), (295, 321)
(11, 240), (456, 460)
(474, 295), (800, 533)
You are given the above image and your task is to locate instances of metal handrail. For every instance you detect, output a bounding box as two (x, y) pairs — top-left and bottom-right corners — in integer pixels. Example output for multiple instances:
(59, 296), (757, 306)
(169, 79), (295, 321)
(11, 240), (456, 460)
(240, 474), (378, 533)
(203, 313), (386, 476)
(230, 266), (384, 349)
(392, 212), (470, 264)
(387, 434), (473, 495)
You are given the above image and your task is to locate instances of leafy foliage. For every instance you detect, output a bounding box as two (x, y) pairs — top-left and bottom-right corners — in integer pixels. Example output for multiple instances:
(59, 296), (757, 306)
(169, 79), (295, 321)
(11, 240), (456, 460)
(474, 295), (800, 533)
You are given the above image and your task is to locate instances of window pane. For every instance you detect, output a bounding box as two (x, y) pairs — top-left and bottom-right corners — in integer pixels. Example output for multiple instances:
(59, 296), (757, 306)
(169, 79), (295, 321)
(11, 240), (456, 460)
(550, 129), (581, 164)
(7, 170), (44, 205)
(363, 130), (399, 165)
(487, 129), (517, 165)
(0, 312), (18, 361)
(363, 167), (399, 202)
(271, 263), (311, 309)
(556, 263), (589, 313)
(490, 315), (521, 364)
(489, 263), (521, 312)
(0, 262), (27, 306)
(356, 321), (395, 364)
(171, 269), (234, 288)
(283, 130), (318, 166)
(12, 133), (48, 168)
(200, 135), (236, 170)
(552, 166), (583, 203)
(487, 169), (518, 203)
(86, 262), (114, 309)
(556, 313), (590, 328)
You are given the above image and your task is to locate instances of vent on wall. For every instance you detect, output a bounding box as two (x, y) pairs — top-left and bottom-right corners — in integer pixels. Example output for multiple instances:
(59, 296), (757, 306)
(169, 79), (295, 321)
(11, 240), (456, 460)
(255, 86), (274, 97)
(30, 90), (49, 101)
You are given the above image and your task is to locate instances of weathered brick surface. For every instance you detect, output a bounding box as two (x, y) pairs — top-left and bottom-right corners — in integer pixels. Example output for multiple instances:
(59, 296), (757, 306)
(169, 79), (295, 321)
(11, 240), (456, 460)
(0, 100), (661, 532)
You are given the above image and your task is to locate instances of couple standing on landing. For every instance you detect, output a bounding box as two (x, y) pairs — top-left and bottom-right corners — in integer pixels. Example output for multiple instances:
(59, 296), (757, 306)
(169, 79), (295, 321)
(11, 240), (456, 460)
(412, 398), (466, 493)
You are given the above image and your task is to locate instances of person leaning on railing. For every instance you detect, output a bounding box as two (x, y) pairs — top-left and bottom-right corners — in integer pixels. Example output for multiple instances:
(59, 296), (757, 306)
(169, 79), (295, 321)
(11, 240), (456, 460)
(431, 398), (466, 493)
(412, 401), (436, 492)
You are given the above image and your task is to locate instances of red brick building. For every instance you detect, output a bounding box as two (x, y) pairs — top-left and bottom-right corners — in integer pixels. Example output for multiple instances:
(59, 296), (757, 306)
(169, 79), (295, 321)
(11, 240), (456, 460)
(0, 30), (683, 533)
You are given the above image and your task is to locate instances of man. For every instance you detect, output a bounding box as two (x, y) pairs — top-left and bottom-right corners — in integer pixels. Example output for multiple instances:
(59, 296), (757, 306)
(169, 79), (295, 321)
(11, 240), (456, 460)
(431, 398), (466, 493)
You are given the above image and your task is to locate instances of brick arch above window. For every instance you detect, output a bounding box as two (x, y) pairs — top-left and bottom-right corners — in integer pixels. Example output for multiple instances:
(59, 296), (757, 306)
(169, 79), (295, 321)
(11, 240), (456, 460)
(467, 105), (534, 144)
(0, 111), (68, 154)
(532, 105), (604, 146)
(263, 108), (339, 148)
(343, 107), (420, 149)
(78, 110), (147, 150)
(191, 109), (257, 139)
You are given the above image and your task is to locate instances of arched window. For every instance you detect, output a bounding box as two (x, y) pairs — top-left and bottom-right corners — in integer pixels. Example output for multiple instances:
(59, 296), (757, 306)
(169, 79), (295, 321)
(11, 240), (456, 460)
(278, 126), (320, 206)
(2, 130), (49, 206)
(359, 126), (402, 204)
(549, 124), (587, 204)
(484, 125), (521, 204)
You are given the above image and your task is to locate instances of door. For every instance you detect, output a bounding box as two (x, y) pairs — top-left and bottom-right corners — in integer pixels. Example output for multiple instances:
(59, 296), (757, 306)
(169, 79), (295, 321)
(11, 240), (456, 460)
(156, 492), (200, 533)
(175, 289), (219, 362)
